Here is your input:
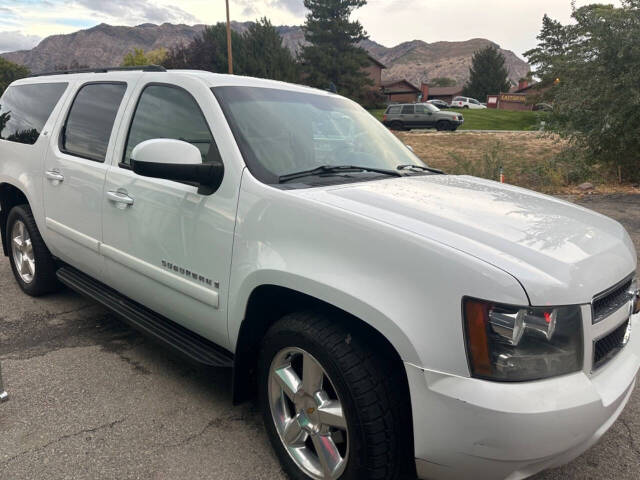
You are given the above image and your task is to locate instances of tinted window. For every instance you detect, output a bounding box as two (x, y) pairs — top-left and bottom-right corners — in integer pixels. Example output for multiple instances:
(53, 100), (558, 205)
(124, 85), (213, 165)
(61, 83), (126, 162)
(470, 99), (480, 104)
(453, 97), (463, 102)
(0, 83), (67, 145)
(387, 105), (401, 114)
(414, 105), (426, 114)
(401, 105), (414, 114)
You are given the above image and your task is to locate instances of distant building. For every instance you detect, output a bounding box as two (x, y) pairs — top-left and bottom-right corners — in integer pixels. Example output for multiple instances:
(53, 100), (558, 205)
(382, 79), (421, 103)
(420, 84), (464, 104)
(363, 55), (386, 89)
(487, 80), (548, 110)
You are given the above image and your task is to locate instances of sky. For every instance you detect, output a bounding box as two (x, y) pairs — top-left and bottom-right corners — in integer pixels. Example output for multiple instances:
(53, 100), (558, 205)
(0, 0), (624, 56)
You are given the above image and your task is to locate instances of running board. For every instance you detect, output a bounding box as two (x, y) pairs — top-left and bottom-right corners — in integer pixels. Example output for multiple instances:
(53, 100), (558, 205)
(56, 266), (234, 368)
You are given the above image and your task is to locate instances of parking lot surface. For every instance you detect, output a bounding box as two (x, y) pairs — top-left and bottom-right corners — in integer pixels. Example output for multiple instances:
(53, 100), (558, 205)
(1, 194), (639, 479)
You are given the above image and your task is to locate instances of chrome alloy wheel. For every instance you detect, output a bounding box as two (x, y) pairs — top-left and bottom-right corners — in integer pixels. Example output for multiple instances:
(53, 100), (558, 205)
(268, 347), (349, 480)
(11, 220), (35, 284)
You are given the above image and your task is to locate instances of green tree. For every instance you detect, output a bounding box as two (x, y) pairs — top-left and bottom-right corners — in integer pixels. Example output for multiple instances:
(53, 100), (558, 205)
(300, 0), (372, 100)
(462, 45), (511, 101)
(525, 1), (640, 181)
(122, 47), (168, 67)
(163, 20), (298, 83)
(429, 77), (457, 87)
(0, 57), (30, 96)
(243, 18), (299, 82)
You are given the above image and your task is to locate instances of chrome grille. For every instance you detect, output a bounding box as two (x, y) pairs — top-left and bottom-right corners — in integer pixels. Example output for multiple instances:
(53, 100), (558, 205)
(592, 276), (633, 324)
(593, 319), (630, 369)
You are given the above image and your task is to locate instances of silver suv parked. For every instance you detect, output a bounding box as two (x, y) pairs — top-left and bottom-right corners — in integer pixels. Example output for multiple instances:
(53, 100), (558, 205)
(382, 103), (464, 131)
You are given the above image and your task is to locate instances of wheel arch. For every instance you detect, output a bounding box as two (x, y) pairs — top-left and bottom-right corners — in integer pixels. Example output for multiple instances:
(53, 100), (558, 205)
(231, 283), (416, 414)
(0, 182), (29, 256)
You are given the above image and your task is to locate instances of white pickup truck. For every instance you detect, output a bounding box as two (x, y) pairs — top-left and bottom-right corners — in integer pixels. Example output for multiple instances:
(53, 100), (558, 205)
(0, 67), (639, 480)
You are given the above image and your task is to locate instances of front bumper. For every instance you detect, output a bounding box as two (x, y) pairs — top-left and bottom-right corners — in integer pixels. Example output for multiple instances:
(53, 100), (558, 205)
(408, 311), (640, 480)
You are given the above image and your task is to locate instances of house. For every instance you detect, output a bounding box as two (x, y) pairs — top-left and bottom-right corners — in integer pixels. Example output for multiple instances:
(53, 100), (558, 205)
(363, 54), (386, 89)
(421, 84), (464, 104)
(382, 79), (421, 103)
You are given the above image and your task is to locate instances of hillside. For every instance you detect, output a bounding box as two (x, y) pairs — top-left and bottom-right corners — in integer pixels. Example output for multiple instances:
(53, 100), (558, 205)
(1, 23), (529, 85)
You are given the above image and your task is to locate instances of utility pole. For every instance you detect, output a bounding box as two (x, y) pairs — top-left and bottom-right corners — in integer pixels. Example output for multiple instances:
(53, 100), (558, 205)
(226, 0), (233, 74)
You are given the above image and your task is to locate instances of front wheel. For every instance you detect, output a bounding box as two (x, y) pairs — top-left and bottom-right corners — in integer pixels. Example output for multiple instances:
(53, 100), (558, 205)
(436, 121), (451, 131)
(259, 312), (412, 480)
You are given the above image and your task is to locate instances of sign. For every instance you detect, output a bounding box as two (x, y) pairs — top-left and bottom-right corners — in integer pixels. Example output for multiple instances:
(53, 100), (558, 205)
(499, 94), (527, 103)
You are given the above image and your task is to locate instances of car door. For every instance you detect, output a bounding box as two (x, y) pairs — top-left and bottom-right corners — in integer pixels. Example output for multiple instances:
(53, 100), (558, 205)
(400, 105), (416, 128)
(43, 80), (130, 280)
(101, 77), (240, 349)
(414, 105), (432, 128)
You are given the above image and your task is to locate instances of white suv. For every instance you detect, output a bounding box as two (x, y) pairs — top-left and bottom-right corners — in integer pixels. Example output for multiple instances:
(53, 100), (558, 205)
(0, 67), (638, 480)
(451, 95), (487, 109)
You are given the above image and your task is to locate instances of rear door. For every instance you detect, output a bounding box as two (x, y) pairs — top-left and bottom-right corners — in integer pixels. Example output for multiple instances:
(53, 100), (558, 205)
(101, 76), (240, 348)
(400, 105), (416, 127)
(43, 79), (132, 280)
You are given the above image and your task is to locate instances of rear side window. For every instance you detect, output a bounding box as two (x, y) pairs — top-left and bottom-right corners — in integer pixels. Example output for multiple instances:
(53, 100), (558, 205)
(60, 83), (126, 162)
(453, 97), (463, 102)
(401, 105), (414, 114)
(0, 83), (68, 145)
(386, 105), (401, 114)
(123, 84), (213, 165)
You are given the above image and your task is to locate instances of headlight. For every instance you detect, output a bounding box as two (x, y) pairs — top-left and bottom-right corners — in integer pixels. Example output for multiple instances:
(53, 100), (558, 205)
(463, 298), (583, 381)
(631, 276), (639, 315)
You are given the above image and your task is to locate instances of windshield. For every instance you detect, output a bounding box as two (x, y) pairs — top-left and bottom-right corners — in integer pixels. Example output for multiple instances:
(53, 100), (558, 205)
(425, 103), (440, 112)
(212, 86), (424, 185)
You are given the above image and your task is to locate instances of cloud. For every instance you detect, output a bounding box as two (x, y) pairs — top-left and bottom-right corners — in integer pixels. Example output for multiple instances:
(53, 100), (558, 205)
(236, 0), (306, 19)
(0, 30), (41, 52)
(73, 0), (199, 24)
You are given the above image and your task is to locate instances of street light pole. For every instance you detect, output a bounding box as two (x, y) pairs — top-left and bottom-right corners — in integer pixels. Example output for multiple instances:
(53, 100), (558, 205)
(226, 0), (233, 74)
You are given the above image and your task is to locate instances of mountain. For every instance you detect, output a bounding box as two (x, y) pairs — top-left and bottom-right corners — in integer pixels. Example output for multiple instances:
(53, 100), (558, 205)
(1, 23), (529, 85)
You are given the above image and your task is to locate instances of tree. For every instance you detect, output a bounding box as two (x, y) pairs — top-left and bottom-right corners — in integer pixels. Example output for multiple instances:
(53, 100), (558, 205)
(525, 1), (640, 181)
(163, 20), (298, 82)
(243, 18), (299, 82)
(462, 45), (511, 101)
(122, 48), (168, 67)
(429, 77), (457, 87)
(300, 0), (372, 100)
(0, 57), (30, 96)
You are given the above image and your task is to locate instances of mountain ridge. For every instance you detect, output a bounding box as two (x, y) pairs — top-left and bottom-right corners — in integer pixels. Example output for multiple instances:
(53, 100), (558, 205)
(1, 22), (529, 86)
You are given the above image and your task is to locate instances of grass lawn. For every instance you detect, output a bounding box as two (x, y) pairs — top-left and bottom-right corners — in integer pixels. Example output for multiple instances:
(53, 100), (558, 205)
(369, 107), (545, 131)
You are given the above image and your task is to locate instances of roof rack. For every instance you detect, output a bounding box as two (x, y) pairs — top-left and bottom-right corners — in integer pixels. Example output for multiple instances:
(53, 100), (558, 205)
(28, 65), (166, 78)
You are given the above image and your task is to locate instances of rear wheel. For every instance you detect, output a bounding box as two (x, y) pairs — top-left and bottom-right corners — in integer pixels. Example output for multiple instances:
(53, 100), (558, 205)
(7, 205), (60, 296)
(389, 121), (404, 131)
(258, 312), (412, 480)
(463, 105), (469, 109)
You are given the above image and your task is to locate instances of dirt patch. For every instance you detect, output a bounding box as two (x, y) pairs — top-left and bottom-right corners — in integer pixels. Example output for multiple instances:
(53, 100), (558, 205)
(398, 131), (640, 195)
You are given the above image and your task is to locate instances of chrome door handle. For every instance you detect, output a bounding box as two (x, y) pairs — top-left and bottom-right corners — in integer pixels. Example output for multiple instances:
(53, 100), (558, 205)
(45, 169), (64, 183)
(106, 190), (134, 208)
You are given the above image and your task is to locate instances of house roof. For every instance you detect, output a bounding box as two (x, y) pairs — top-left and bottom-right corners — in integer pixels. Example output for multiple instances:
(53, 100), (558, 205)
(512, 81), (541, 93)
(427, 86), (464, 96)
(367, 54), (386, 69)
(381, 79), (420, 92)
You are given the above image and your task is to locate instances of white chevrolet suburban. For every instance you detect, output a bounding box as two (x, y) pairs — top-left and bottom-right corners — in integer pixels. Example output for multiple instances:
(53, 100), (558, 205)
(0, 66), (639, 480)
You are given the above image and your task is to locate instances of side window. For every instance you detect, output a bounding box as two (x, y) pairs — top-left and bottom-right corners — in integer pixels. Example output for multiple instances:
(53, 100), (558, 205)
(61, 83), (126, 162)
(414, 105), (426, 114)
(123, 84), (213, 165)
(387, 105), (401, 114)
(0, 83), (68, 145)
(401, 105), (414, 115)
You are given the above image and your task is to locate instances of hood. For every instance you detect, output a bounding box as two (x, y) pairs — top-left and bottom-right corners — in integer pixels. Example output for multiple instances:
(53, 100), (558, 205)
(304, 175), (637, 306)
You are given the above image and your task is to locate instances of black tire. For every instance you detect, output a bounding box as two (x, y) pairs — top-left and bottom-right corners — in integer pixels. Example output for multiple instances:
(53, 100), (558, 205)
(435, 120), (450, 132)
(6, 204), (60, 296)
(389, 121), (404, 131)
(463, 105), (469, 109)
(258, 311), (412, 480)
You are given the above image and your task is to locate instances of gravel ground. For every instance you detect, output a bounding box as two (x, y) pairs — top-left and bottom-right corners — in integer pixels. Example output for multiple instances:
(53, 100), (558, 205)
(1, 194), (639, 480)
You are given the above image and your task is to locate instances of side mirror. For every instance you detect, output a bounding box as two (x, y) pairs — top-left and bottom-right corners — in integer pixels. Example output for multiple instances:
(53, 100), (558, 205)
(130, 139), (224, 195)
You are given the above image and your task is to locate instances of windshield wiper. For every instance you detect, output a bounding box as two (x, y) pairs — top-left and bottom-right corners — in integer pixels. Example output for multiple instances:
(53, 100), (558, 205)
(279, 164), (402, 183)
(396, 164), (444, 174)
